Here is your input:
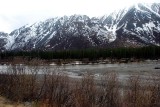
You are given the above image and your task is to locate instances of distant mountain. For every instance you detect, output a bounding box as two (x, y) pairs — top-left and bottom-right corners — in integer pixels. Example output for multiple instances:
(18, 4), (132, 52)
(1, 3), (160, 51)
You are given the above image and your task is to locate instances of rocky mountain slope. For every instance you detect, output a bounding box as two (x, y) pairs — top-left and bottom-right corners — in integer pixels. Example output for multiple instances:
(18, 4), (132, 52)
(0, 3), (160, 51)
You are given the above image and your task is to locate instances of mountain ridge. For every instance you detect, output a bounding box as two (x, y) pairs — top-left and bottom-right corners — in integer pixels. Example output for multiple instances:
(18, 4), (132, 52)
(0, 3), (160, 51)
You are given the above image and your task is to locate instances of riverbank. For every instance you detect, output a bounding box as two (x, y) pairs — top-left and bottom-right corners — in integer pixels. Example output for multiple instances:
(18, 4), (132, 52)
(1, 55), (160, 66)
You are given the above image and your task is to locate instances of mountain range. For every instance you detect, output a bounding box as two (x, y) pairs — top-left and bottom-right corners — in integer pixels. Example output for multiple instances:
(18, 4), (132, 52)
(0, 3), (160, 51)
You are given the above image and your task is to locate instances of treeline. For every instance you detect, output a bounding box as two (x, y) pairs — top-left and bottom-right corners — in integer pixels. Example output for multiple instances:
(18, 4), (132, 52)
(0, 46), (160, 60)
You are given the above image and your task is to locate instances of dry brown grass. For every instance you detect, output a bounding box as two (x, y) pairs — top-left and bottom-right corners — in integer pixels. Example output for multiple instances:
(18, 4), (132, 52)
(0, 65), (160, 107)
(0, 96), (26, 107)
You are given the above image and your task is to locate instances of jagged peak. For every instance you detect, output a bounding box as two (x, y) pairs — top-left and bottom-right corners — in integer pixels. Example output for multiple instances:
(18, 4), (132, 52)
(0, 32), (8, 35)
(0, 2), (160, 51)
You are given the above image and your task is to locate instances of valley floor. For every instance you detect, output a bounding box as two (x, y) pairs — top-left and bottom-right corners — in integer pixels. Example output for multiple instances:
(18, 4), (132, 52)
(0, 60), (160, 107)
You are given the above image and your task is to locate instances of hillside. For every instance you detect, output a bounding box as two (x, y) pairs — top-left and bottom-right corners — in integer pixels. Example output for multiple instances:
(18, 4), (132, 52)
(0, 3), (160, 51)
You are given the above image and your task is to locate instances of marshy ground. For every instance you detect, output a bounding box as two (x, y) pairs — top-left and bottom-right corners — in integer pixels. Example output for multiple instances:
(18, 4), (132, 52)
(0, 60), (160, 107)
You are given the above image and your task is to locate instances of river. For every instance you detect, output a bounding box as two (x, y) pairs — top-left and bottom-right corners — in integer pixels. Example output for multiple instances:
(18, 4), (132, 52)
(0, 60), (160, 81)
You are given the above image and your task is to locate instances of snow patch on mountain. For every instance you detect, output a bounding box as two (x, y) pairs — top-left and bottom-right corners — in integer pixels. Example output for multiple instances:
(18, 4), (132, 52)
(0, 3), (160, 51)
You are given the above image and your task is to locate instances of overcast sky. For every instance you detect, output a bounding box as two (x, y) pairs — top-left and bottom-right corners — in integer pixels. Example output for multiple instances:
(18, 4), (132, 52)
(0, 0), (159, 33)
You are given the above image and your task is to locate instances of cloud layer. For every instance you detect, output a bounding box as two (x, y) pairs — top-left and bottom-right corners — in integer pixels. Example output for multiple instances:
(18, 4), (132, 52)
(0, 0), (159, 32)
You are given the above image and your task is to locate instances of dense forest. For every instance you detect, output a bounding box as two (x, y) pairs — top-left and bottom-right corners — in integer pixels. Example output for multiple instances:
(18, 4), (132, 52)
(0, 46), (160, 60)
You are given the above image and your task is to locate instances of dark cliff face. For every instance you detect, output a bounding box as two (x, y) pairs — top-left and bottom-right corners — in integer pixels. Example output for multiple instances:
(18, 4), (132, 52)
(0, 3), (160, 51)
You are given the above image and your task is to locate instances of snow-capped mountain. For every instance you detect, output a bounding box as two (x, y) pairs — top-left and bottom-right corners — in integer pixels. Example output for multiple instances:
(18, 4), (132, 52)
(0, 32), (8, 51)
(1, 3), (160, 51)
